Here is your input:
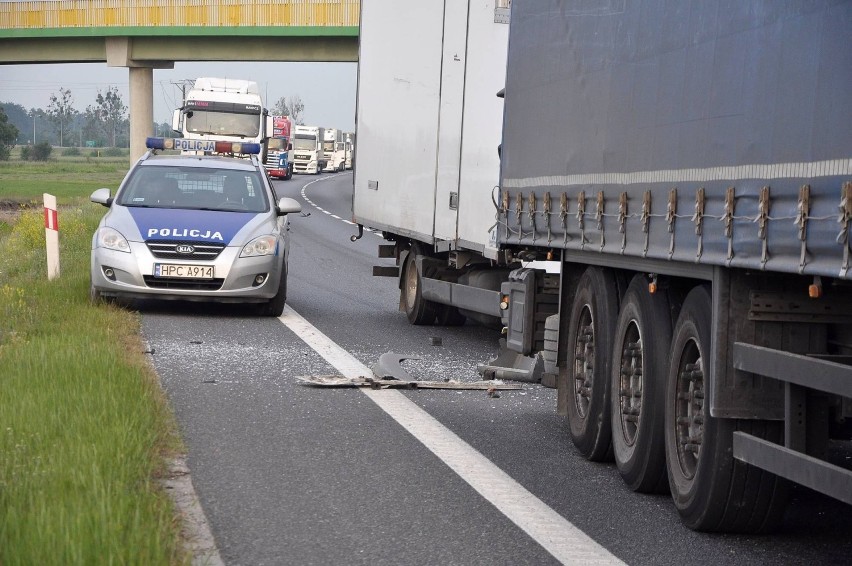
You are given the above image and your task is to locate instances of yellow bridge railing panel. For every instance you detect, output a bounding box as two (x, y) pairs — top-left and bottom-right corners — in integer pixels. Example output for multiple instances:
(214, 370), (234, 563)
(0, 0), (360, 29)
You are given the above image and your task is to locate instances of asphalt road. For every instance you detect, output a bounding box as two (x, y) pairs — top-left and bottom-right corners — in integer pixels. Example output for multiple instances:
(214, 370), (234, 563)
(141, 171), (852, 565)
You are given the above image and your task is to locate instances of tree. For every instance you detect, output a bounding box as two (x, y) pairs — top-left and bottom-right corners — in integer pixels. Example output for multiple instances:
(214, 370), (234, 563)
(82, 105), (106, 147)
(272, 95), (305, 125)
(91, 86), (127, 147)
(0, 102), (30, 144)
(0, 107), (19, 160)
(27, 108), (55, 146)
(46, 87), (75, 147)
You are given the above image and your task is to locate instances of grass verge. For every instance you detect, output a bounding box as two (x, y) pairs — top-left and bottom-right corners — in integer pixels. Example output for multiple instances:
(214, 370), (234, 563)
(0, 156), (129, 203)
(0, 173), (186, 564)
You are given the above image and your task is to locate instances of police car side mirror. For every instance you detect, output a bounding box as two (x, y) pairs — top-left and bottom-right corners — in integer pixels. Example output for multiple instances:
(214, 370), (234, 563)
(90, 188), (113, 208)
(277, 197), (302, 216)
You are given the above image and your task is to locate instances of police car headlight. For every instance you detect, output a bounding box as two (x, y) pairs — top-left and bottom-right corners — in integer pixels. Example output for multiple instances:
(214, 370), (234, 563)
(98, 227), (131, 253)
(241, 235), (277, 257)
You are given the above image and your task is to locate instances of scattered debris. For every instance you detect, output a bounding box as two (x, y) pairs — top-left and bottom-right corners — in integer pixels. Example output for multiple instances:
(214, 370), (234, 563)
(371, 352), (420, 381)
(295, 374), (522, 391)
(298, 352), (524, 393)
(295, 375), (368, 388)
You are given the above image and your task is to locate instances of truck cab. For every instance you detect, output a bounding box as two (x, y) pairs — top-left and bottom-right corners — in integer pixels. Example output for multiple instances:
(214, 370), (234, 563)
(171, 77), (272, 161)
(292, 125), (326, 174)
(265, 115), (294, 180)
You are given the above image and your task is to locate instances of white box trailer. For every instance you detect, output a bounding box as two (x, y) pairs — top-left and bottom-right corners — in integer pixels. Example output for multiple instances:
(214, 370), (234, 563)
(353, 0), (508, 257)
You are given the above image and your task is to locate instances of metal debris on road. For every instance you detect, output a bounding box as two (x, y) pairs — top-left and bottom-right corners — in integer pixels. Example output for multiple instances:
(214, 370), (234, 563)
(295, 374), (522, 391)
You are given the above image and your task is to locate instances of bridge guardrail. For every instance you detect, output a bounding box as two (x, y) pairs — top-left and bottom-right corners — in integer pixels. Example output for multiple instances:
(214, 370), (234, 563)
(0, 0), (360, 31)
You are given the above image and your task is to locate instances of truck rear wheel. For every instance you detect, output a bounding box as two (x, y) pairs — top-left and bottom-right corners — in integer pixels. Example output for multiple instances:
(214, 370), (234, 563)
(402, 251), (437, 325)
(610, 275), (671, 493)
(563, 267), (618, 461)
(665, 285), (789, 532)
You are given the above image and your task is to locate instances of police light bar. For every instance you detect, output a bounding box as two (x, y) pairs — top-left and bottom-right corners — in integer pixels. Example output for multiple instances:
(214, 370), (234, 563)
(146, 137), (261, 155)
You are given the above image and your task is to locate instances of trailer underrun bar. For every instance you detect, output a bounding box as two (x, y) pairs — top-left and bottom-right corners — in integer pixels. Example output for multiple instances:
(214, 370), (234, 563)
(732, 342), (852, 505)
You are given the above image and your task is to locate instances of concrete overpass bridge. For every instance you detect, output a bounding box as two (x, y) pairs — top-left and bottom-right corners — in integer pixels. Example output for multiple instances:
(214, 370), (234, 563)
(0, 0), (360, 160)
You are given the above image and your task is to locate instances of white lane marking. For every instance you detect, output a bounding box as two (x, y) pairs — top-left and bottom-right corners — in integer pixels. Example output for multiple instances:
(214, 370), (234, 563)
(299, 174), (386, 239)
(278, 305), (624, 566)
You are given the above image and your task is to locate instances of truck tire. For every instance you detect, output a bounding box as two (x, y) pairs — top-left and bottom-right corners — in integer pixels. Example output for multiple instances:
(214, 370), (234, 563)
(563, 267), (618, 461)
(665, 285), (789, 532)
(610, 275), (671, 493)
(402, 252), (437, 325)
(257, 265), (287, 317)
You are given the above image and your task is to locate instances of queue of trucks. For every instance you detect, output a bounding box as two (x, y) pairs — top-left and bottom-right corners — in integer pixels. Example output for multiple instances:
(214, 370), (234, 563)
(171, 77), (353, 180)
(291, 125), (355, 175)
(352, 0), (851, 533)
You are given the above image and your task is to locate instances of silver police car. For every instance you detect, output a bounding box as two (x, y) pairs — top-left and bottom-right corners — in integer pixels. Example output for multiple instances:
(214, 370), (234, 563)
(90, 137), (301, 316)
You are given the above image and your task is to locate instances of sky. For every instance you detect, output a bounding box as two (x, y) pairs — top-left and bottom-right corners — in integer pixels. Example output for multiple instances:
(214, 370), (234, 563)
(0, 61), (358, 131)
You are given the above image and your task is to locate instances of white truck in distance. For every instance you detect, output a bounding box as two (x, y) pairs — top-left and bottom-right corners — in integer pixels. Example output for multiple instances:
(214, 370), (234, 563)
(322, 128), (347, 172)
(344, 131), (355, 170)
(292, 125), (326, 174)
(171, 77), (273, 158)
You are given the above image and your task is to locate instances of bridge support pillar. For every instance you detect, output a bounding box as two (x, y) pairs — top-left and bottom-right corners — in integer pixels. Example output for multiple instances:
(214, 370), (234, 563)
(129, 67), (154, 164)
(106, 37), (173, 164)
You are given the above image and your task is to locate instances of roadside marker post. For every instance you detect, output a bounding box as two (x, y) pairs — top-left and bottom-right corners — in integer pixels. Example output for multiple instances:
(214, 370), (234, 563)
(43, 193), (60, 280)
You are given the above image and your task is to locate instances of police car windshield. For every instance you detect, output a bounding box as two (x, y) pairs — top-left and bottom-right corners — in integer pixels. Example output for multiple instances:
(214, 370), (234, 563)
(116, 165), (269, 213)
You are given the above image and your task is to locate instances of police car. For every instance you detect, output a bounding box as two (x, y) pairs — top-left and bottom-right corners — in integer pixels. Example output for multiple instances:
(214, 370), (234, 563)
(89, 137), (301, 316)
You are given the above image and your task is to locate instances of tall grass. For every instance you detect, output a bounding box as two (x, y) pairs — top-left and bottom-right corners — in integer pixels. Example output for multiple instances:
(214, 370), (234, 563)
(0, 202), (185, 564)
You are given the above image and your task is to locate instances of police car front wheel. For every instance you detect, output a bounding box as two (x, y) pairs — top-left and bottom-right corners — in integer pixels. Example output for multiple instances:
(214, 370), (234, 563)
(257, 267), (287, 317)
